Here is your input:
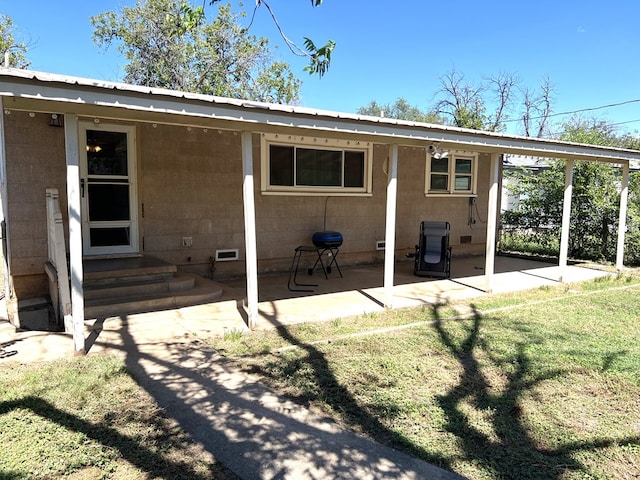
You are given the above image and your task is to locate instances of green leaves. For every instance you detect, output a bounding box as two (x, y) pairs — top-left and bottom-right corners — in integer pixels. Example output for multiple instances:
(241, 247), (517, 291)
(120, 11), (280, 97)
(0, 14), (29, 69)
(91, 0), (301, 103)
(302, 38), (336, 78)
(174, 1), (206, 35)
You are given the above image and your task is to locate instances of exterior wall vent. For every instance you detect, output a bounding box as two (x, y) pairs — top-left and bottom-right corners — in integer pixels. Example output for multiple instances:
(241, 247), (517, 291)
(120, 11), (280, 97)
(460, 235), (472, 244)
(375, 240), (386, 250)
(215, 249), (239, 262)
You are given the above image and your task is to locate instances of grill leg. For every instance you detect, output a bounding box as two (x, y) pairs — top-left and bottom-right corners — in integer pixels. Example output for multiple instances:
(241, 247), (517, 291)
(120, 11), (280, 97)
(288, 246), (320, 292)
(309, 250), (328, 278)
(323, 247), (342, 277)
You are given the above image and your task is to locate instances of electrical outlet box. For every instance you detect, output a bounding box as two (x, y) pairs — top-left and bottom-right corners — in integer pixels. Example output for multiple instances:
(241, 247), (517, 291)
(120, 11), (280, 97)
(182, 236), (193, 247)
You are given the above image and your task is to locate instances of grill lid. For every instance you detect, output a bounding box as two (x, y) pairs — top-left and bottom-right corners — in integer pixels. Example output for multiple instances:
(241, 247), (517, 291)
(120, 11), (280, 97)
(312, 231), (343, 248)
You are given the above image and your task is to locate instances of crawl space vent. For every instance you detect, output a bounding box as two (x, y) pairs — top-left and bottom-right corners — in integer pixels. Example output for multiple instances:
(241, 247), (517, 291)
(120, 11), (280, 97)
(215, 249), (239, 262)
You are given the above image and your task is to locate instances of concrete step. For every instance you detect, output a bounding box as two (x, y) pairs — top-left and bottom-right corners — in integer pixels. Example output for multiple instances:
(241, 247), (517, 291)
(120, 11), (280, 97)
(84, 271), (195, 301)
(83, 256), (177, 286)
(84, 274), (225, 321)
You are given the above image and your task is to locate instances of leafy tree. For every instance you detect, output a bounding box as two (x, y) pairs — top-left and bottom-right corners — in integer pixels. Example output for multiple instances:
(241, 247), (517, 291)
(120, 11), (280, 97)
(0, 13), (29, 69)
(357, 98), (443, 123)
(503, 117), (638, 263)
(91, 0), (301, 103)
(183, 0), (335, 77)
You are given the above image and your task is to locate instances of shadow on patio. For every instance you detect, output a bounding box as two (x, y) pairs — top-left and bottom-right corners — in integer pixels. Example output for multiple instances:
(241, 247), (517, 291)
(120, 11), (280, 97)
(212, 255), (612, 333)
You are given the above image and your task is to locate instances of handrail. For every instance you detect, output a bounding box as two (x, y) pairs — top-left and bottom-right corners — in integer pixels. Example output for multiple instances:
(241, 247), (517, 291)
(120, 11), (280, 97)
(45, 188), (72, 331)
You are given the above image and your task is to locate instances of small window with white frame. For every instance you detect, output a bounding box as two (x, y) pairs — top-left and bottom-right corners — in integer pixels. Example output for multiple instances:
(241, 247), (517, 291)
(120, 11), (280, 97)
(425, 151), (477, 195)
(261, 134), (373, 195)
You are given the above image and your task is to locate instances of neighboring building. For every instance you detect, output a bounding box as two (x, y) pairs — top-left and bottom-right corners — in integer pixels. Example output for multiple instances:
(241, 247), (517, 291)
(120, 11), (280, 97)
(1, 69), (638, 349)
(501, 154), (551, 212)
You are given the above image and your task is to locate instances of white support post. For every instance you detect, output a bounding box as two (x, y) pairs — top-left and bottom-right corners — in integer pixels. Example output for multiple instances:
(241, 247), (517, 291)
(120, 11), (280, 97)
(484, 154), (500, 293)
(64, 114), (86, 355)
(383, 145), (399, 308)
(616, 161), (630, 272)
(0, 98), (11, 302)
(241, 131), (259, 329)
(558, 158), (574, 283)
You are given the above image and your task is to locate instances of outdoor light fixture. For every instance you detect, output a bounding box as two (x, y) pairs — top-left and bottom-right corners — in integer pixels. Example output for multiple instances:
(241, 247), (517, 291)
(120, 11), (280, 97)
(49, 113), (63, 127)
(427, 143), (449, 159)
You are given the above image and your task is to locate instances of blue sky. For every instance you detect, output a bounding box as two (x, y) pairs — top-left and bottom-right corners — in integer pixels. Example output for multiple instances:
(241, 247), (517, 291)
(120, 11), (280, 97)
(2, 0), (640, 136)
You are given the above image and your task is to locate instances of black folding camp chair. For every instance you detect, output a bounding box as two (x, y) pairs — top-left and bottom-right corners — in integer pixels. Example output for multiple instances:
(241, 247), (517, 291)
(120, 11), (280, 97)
(412, 221), (451, 278)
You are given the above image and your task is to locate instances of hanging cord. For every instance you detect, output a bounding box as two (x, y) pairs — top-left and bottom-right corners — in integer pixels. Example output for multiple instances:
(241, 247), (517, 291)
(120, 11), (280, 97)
(474, 201), (487, 224)
(468, 199), (487, 230)
(323, 196), (329, 231)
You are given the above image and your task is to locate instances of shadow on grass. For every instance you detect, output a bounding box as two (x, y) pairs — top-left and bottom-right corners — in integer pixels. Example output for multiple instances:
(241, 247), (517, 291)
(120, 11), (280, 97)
(251, 305), (457, 473)
(0, 395), (216, 480)
(251, 299), (639, 479)
(431, 302), (640, 479)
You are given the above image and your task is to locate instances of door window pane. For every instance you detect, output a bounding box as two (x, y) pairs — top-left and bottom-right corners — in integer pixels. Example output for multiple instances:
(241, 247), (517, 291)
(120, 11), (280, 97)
(88, 184), (130, 221)
(90, 227), (131, 247)
(86, 130), (128, 176)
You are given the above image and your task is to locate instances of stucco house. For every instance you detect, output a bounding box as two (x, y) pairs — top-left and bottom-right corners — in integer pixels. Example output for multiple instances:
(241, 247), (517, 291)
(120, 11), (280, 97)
(1, 68), (639, 353)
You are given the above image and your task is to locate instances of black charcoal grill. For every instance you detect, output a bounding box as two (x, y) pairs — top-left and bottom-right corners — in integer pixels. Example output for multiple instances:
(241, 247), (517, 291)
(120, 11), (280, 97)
(311, 231), (343, 275)
(288, 231), (344, 292)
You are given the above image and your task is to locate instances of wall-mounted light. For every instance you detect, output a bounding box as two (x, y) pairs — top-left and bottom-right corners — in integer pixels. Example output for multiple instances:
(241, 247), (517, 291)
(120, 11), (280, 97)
(427, 143), (449, 160)
(49, 113), (64, 127)
(3, 109), (10, 115)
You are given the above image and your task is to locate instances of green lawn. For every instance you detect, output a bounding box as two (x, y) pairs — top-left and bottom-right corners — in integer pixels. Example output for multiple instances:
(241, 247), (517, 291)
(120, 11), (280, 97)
(211, 275), (640, 480)
(0, 355), (238, 480)
(2, 275), (638, 479)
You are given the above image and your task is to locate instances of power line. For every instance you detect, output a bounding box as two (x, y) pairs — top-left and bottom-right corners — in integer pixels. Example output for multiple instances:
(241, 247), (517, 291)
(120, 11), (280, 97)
(504, 98), (640, 123)
(608, 118), (640, 127)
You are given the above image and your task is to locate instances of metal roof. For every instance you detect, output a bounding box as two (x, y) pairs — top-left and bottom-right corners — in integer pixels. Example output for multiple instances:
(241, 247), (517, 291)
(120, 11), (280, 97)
(2, 68), (640, 164)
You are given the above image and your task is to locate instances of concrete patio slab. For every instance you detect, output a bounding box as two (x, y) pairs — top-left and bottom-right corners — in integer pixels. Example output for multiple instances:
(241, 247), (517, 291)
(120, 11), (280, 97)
(1, 256), (615, 362)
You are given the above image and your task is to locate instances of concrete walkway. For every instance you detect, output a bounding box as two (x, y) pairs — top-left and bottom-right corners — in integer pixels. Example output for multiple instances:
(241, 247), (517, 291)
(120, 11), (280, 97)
(1, 301), (465, 479)
(0, 258), (614, 479)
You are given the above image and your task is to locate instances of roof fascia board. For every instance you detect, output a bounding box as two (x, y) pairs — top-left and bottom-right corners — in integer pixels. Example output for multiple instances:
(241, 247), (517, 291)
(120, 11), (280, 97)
(2, 74), (640, 164)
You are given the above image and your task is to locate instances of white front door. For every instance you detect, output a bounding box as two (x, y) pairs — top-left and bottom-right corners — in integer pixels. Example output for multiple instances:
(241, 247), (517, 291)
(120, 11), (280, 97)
(80, 122), (139, 256)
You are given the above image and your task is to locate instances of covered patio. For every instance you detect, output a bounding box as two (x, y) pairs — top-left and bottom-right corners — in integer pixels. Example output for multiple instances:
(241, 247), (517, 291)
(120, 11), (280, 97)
(0, 254), (614, 362)
(182, 254), (613, 335)
(1, 69), (639, 356)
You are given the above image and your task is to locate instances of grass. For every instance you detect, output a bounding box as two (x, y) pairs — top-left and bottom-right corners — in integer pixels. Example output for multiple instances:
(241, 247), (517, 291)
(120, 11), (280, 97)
(208, 274), (640, 480)
(0, 355), (238, 480)
(2, 275), (638, 479)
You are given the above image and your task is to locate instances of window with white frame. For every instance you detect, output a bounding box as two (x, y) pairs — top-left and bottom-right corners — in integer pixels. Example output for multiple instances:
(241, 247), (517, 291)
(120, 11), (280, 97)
(261, 134), (373, 195)
(426, 152), (477, 195)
